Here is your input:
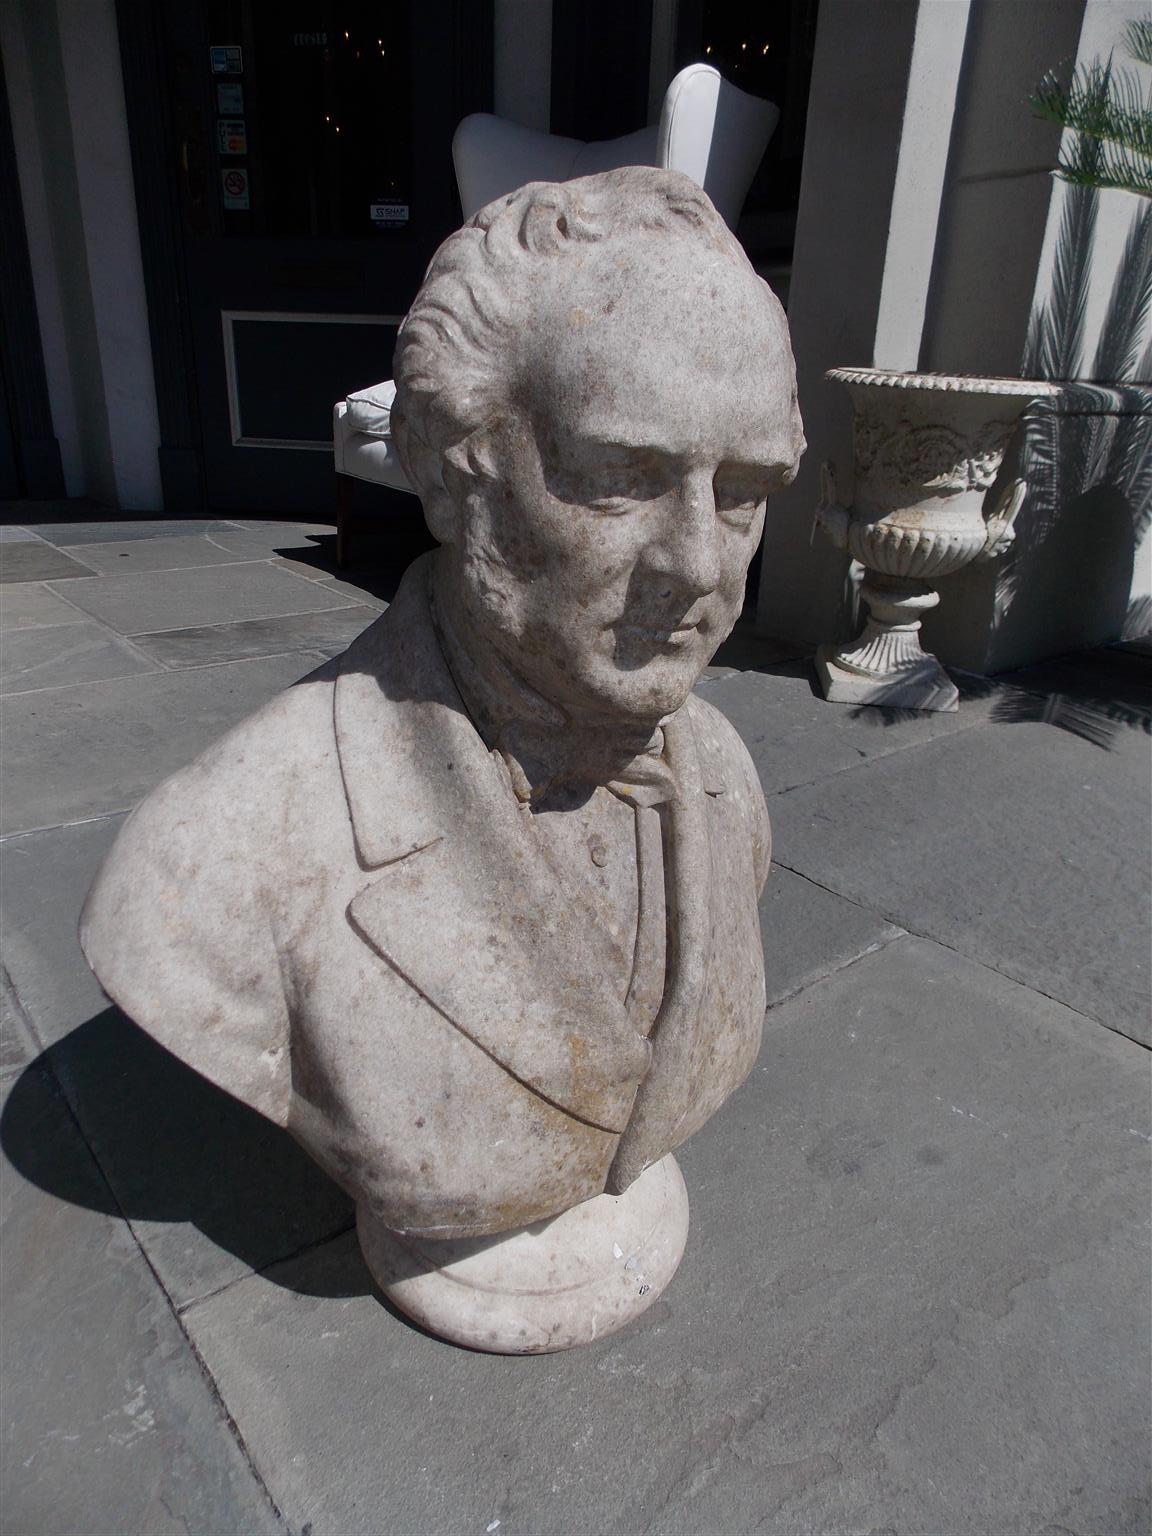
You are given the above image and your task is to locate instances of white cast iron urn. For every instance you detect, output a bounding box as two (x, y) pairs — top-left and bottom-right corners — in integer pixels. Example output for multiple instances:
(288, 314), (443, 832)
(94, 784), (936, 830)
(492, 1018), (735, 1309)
(815, 368), (1059, 711)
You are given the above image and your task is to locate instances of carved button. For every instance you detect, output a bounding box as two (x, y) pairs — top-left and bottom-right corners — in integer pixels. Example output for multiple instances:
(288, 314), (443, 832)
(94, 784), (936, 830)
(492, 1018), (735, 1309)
(589, 838), (609, 867)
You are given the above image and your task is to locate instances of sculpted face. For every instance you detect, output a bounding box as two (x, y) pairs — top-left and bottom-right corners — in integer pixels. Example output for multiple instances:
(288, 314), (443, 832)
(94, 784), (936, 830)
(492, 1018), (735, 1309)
(441, 236), (804, 724)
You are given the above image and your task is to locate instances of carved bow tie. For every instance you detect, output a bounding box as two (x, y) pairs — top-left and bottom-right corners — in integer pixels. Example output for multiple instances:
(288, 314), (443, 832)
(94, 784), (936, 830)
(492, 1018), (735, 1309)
(495, 721), (678, 808)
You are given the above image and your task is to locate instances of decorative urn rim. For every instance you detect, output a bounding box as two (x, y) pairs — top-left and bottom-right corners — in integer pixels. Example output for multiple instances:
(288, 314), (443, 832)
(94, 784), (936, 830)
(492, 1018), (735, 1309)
(826, 367), (1062, 399)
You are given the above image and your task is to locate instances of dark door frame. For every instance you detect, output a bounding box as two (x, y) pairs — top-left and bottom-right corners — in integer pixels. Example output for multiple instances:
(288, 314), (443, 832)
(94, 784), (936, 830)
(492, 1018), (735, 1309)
(115, 0), (493, 514)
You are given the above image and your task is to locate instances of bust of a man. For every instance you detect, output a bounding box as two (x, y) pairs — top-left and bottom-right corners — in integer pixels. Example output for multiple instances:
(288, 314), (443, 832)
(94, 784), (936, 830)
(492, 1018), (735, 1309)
(81, 168), (804, 1352)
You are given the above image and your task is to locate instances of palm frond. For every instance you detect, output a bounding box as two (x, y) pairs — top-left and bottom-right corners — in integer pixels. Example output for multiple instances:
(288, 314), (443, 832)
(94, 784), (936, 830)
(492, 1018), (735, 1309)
(1033, 182), (1098, 379)
(1091, 200), (1152, 381)
(1111, 402), (1152, 539)
(1032, 58), (1152, 156)
(1123, 14), (1152, 66)
(1031, 36), (1152, 197)
(1054, 134), (1152, 196)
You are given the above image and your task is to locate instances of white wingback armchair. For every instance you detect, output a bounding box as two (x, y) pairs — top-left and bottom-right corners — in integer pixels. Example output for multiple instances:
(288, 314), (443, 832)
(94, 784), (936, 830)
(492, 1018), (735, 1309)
(333, 64), (779, 563)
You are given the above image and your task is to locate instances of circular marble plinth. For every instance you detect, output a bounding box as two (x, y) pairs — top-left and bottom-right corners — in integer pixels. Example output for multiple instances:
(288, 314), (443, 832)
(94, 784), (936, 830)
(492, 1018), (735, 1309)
(357, 1155), (690, 1354)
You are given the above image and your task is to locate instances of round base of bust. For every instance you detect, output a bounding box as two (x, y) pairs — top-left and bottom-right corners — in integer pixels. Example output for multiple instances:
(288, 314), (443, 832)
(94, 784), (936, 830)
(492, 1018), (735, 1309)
(357, 1154), (690, 1354)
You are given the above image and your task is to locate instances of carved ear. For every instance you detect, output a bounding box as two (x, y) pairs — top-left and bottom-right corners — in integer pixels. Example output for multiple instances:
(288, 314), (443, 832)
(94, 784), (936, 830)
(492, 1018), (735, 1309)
(424, 431), (500, 547)
(443, 430), (499, 485)
(419, 485), (458, 546)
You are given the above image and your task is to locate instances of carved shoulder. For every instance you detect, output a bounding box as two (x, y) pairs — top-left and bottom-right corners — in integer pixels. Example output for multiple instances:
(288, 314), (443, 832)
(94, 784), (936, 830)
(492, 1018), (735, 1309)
(78, 664), (341, 1124)
(685, 692), (771, 893)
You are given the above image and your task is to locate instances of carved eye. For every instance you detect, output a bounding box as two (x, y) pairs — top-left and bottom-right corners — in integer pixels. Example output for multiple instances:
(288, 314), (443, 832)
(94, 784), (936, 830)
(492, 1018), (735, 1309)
(587, 493), (639, 515)
(714, 479), (767, 528)
(585, 465), (664, 515)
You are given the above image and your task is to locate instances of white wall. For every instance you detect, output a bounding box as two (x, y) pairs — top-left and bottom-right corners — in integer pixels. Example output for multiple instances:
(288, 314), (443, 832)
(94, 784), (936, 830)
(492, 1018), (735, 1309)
(1, 0), (161, 509)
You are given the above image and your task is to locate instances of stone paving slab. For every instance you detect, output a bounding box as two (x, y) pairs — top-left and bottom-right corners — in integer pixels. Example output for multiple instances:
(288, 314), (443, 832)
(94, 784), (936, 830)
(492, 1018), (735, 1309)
(698, 663), (1001, 798)
(58, 533), (264, 575)
(760, 864), (901, 1005)
(768, 717), (1151, 1046)
(0, 621), (157, 694)
(1, 815), (128, 1047)
(0, 972), (35, 1076)
(0, 527), (42, 542)
(205, 526), (339, 559)
(181, 938), (1150, 1536)
(0, 582), (92, 631)
(1, 652), (326, 834)
(52, 561), (356, 636)
(226, 519), (337, 536)
(1, 1068), (281, 1536)
(129, 604), (383, 668)
(0, 543), (97, 583)
(25, 518), (244, 546)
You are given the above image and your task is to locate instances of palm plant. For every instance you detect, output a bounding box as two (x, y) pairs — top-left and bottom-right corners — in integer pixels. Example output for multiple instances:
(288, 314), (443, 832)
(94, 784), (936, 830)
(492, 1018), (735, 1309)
(1030, 13), (1152, 196)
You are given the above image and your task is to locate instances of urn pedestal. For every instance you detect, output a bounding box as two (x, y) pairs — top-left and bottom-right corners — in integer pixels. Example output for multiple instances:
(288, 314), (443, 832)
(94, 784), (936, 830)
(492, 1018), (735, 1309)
(815, 369), (1059, 711)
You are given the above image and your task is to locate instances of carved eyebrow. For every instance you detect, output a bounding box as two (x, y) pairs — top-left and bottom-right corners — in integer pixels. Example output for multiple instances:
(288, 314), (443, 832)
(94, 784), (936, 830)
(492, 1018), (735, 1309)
(575, 435), (679, 459)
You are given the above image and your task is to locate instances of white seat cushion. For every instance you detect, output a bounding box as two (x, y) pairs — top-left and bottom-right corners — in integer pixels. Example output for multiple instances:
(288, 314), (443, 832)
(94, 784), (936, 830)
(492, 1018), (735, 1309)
(345, 379), (397, 438)
(333, 400), (415, 494)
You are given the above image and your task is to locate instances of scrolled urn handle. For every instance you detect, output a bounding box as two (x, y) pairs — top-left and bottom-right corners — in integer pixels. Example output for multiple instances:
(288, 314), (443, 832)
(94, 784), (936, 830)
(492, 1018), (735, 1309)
(977, 477), (1027, 562)
(814, 462), (851, 549)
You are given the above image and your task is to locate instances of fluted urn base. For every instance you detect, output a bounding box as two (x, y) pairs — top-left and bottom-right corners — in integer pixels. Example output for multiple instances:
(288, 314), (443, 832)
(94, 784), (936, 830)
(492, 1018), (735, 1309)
(816, 643), (959, 711)
(816, 575), (959, 712)
(358, 1154), (689, 1354)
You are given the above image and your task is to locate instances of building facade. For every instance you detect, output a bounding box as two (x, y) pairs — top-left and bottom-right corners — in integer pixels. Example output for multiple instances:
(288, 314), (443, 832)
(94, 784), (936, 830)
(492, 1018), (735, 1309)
(2, 0), (1148, 666)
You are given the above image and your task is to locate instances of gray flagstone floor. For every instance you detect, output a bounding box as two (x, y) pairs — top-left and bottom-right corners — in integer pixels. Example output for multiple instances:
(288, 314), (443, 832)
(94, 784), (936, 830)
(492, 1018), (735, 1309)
(1, 507), (1149, 1536)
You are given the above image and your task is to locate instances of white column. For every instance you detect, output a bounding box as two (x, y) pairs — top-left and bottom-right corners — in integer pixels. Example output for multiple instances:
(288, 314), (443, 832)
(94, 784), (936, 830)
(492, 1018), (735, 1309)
(756, 0), (972, 647)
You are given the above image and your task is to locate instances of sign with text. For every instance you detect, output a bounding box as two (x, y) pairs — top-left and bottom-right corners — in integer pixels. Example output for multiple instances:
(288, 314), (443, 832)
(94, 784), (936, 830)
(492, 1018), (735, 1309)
(370, 202), (409, 227)
(209, 44), (243, 74)
(216, 82), (244, 115)
(217, 119), (248, 156)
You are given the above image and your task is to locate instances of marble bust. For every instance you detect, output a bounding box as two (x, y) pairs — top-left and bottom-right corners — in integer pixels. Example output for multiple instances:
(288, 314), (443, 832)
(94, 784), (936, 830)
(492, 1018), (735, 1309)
(80, 167), (804, 1352)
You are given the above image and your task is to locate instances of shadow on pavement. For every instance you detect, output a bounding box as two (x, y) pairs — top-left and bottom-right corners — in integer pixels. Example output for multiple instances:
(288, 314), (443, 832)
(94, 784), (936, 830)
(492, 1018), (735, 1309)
(1, 1007), (368, 1300)
(841, 647), (1151, 750)
(2, 1007), (546, 1318)
(277, 520), (436, 605)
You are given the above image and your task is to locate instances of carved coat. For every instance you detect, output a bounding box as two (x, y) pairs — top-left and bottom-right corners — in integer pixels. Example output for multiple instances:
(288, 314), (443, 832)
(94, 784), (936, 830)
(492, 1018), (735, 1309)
(81, 556), (770, 1238)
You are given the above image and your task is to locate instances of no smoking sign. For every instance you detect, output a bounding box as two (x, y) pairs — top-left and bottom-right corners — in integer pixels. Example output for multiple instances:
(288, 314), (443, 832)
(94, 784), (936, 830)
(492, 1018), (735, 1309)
(221, 168), (250, 209)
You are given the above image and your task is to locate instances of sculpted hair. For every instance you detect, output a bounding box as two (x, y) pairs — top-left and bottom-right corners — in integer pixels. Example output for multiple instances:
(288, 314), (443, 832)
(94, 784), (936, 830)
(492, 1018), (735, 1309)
(390, 166), (756, 512)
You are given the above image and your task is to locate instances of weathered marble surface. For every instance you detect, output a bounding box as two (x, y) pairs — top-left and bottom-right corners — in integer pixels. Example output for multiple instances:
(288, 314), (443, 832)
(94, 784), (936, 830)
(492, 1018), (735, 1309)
(79, 168), (804, 1349)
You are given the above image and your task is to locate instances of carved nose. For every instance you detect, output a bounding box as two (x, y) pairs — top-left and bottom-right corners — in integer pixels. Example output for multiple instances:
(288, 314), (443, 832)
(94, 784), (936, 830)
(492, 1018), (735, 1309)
(664, 484), (722, 598)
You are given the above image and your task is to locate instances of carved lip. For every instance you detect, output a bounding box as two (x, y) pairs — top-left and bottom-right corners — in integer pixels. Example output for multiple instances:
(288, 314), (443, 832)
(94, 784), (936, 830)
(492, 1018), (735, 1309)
(618, 622), (699, 647)
(827, 367), (1062, 398)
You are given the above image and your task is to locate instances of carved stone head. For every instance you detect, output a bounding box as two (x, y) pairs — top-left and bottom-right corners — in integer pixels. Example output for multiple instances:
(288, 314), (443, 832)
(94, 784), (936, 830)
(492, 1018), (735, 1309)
(391, 166), (805, 726)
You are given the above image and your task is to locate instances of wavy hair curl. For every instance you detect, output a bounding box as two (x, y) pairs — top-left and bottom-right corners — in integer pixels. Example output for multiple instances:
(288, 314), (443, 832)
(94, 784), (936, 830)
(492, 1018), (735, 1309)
(390, 166), (755, 516)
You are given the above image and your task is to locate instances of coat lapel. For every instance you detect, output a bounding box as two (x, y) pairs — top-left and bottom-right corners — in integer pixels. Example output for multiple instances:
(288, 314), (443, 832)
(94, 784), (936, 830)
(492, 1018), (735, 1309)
(334, 556), (651, 1133)
(606, 704), (715, 1191)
